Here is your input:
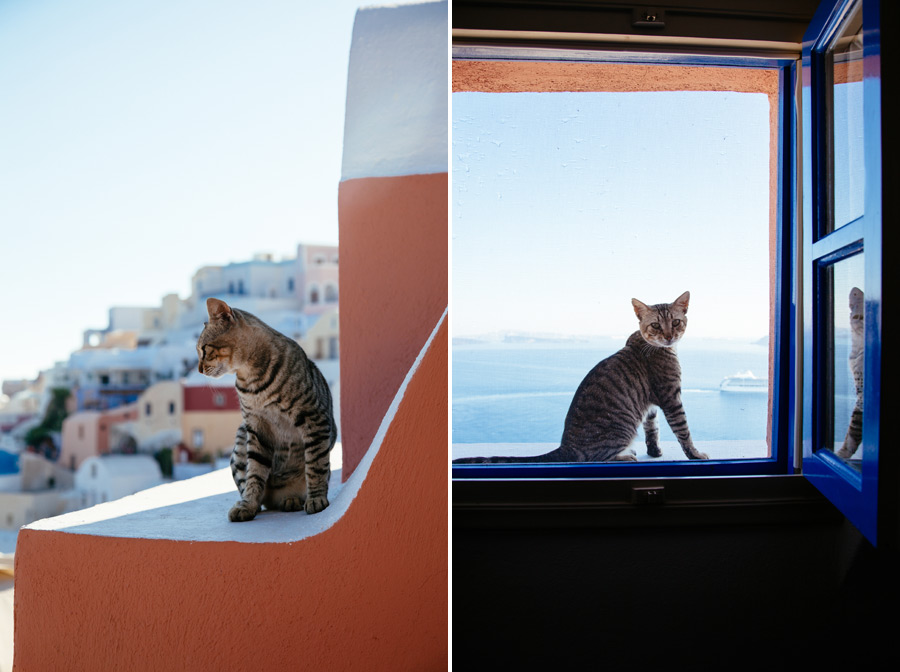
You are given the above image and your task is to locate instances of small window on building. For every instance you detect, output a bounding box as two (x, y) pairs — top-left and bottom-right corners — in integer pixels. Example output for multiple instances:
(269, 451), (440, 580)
(310, 285), (320, 304)
(288, 277), (295, 292)
(169, 401), (176, 415)
(213, 393), (225, 407)
(325, 284), (338, 303)
(145, 403), (152, 417)
(193, 429), (205, 448)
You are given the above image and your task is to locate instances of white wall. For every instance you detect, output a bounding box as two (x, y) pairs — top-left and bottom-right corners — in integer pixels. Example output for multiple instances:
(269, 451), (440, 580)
(341, 0), (448, 180)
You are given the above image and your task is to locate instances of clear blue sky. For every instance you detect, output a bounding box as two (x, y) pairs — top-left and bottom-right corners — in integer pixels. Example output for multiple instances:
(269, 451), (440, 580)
(0, 0), (362, 382)
(452, 90), (771, 341)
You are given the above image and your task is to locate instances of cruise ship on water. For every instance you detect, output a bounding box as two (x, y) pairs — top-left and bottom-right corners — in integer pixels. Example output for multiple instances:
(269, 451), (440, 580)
(719, 370), (768, 393)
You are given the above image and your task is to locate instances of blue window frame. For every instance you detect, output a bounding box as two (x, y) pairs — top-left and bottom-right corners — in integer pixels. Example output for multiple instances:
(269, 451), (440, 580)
(801, 0), (886, 545)
(451, 48), (798, 480)
(453, 0), (895, 549)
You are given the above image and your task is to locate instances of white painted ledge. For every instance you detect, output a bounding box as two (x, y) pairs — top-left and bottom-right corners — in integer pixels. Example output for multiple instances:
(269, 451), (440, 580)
(25, 448), (344, 544)
(26, 309), (448, 544)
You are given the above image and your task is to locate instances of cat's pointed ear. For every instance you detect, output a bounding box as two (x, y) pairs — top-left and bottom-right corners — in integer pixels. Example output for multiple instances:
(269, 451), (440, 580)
(631, 298), (649, 319)
(673, 291), (690, 314)
(207, 297), (234, 322)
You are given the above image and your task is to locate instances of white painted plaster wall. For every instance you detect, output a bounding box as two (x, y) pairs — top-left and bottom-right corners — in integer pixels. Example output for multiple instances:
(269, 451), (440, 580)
(341, 1), (448, 180)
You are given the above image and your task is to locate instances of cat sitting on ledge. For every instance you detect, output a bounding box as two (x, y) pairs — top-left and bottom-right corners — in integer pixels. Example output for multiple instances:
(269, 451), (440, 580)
(453, 291), (708, 464)
(197, 298), (337, 521)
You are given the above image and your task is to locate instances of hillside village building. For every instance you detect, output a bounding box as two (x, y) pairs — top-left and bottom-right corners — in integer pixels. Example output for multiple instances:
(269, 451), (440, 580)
(73, 455), (164, 509)
(179, 374), (243, 460)
(0, 242), (340, 533)
(59, 405), (140, 471)
(60, 243), (339, 416)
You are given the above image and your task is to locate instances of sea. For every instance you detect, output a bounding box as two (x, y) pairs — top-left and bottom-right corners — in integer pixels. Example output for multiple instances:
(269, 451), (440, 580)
(453, 335), (860, 447)
(452, 336), (773, 445)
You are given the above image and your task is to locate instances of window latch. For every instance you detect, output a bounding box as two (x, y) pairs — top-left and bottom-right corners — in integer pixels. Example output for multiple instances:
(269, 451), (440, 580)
(633, 8), (666, 30)
(632, 486), (666, 505)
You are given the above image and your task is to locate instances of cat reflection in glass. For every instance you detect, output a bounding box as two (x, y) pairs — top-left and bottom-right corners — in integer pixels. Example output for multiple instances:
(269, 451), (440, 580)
(836, 287), (864, 459)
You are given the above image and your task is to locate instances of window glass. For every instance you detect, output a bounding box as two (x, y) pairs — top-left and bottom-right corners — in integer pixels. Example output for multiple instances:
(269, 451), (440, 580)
(828, 1), (864, 231)
(828, 251), (865, 468)
(452, 83), (773, 463)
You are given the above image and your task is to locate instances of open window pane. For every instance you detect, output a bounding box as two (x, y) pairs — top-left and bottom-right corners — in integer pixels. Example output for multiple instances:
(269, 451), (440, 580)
(802, 0), (884, 546)
(452, 61), (780, 466)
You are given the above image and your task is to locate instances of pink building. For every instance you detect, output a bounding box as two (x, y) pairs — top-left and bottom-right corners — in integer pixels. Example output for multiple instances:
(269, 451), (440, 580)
(296, 243), (339, 315)
(59, 405), (140, 471)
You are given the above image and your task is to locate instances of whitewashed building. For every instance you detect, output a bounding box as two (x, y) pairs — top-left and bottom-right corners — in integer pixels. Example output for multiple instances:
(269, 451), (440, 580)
(74, 455), (164, 508)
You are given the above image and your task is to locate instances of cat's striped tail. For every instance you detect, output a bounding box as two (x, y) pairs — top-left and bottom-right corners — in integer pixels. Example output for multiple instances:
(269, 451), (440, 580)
(452, 447), (568, 464)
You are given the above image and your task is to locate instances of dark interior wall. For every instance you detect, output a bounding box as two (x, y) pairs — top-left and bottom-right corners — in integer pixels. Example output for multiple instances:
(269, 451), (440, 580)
(453, 515), (896, 667)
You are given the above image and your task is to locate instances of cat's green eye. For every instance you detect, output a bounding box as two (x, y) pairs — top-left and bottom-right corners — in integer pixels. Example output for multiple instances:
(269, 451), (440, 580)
(651, 322), (661, 330)
(673, 319), (681, 327)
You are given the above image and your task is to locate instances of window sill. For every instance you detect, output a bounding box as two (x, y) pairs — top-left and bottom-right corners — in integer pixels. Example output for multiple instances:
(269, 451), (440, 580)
(453, 440), (770, 461)
(453, 474), (842, 530)
(25, 444), (348, 543)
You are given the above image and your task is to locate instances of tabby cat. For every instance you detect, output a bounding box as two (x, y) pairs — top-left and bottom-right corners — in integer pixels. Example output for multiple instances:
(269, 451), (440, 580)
(453, 291), (708, 463)
(836, 286), (864, 459)
(197, 297), (337, 521)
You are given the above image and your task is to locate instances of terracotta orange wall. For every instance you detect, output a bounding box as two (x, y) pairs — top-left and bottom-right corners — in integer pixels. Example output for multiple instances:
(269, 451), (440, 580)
(338, 172), (448, 479)
(13, 320), (448, 672)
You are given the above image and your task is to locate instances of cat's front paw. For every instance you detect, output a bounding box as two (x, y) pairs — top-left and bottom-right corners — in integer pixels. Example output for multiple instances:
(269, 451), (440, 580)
(281, 497), (304, 512)
(689, 451), (709, 460)
(228, 501), (259, 522)
(836, 442), (859, 459)
(305, 495), (329, 515)
(646, 443), (662, 458)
